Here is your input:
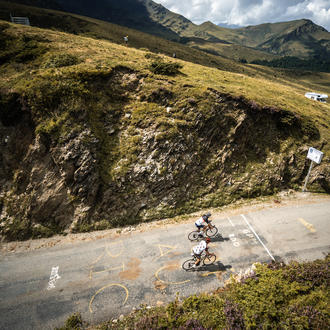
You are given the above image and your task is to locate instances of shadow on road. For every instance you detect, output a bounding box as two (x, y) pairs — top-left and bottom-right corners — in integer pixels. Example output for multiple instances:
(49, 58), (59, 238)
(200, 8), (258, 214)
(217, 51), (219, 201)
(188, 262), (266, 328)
(184, 261), (232, 272)
(196, 261), (232, 272)
(210, 233), (230, 243)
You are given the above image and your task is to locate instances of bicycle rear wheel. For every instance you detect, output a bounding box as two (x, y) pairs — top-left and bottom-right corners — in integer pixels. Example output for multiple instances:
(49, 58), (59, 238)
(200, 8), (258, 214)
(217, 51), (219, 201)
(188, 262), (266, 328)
(203, 254), (216, 265)
(206, 226), (218, 237)
(188, 231), (200, 241)
(182, 258), (196, 271)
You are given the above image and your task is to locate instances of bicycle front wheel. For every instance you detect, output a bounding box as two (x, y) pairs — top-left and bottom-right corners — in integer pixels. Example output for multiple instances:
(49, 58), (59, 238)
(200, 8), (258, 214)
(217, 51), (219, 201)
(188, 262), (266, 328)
(188, 231), (200, 241)
(206, 226), (218, 237)
(182, 258), (196, 271)
(203, 254), (216, 265)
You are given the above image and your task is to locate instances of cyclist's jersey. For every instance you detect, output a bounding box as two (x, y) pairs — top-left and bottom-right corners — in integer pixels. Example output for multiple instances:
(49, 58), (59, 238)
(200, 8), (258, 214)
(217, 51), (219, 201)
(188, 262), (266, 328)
(193, 240), (207, 255)
(195, 217), (206, 226)
(195, 216), (209, 226)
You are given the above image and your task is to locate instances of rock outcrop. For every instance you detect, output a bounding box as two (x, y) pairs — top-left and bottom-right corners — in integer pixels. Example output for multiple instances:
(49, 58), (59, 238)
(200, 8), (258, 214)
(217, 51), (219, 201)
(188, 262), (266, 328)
(0, 67), (328, 241)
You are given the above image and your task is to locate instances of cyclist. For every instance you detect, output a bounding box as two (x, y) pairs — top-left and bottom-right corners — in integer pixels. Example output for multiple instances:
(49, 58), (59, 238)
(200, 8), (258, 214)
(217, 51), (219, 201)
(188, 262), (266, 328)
(192, 237), (211, 267)
(194, 212), (212, 237)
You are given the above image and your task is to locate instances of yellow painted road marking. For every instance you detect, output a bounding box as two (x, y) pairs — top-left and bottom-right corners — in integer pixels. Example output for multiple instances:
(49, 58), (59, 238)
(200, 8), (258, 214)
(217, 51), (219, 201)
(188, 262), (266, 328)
(106, 241), (124, 258)
(155, 265), (190, 285)
(89, 263), (125, 280)
(201, 271), (222, 277)
(155, 244), (177, 260)
(89, 283), (129, 313)
(89, 250), (106, 267)
(298, 218), (316, 233)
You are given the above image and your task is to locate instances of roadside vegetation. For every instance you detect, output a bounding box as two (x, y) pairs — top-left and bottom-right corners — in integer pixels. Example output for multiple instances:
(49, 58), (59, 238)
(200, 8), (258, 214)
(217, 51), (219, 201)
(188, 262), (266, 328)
(57, 256), (329, 329)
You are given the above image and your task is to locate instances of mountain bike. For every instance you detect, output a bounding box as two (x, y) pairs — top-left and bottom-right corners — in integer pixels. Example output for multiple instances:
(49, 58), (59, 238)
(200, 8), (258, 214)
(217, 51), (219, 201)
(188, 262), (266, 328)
(182, 251), (217, 271)
(188, 221), (218, 241)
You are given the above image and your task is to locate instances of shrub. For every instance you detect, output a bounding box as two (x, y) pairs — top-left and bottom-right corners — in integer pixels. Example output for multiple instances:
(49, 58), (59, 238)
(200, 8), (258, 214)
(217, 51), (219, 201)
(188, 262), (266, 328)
(281, 257), (330, 288)
(133, 314), (161, 329)
(223, 299), (245, 329)
(149, 60), (183, 76)
(179, 319), (206, 329)
(144, 52), (161, 60)
(57, 312), (83, 330)
(42, 53), (80, 68)
(0, 32), (47, 65)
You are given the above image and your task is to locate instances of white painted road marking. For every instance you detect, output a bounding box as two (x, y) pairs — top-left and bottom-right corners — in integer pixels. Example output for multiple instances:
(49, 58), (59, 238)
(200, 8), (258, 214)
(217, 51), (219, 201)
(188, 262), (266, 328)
(227, 217), (235, 227)
(240, 214), (275, 261)
(47, 266), (61, 290)
(228, 233), (240, 247)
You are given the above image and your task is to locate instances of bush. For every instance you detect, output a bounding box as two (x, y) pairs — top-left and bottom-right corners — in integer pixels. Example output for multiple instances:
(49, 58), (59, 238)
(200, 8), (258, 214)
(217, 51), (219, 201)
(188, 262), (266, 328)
(42, 53), (80, 68)
(57, 313), (83, 330)
(149, 60), (183, 76)
(223, 299), (245, 329)
(144, 52), (161, 60)
(0, 32), (47, 65)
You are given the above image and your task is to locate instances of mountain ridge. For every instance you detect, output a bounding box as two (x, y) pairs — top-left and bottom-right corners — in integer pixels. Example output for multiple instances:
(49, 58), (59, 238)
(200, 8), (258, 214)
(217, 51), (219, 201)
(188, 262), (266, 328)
(4, 0), (330, 60)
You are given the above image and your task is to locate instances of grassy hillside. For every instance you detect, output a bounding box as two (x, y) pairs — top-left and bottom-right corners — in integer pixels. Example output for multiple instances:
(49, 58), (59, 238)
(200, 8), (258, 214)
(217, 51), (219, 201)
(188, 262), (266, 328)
(60, 256), (330, 329)
(0, 0), (257, 72)
(7, 0), (326, 63)
(0, 21), (329, 240)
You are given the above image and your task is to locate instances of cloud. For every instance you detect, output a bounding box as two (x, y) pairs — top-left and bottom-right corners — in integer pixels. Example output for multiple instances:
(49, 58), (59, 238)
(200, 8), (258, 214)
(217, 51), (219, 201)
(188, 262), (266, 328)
(153, 0), (330, 30)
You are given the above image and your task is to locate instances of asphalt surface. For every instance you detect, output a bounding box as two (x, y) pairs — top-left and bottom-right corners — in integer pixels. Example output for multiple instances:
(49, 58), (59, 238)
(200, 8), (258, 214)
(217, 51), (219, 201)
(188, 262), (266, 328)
(0, 197), (329, 329)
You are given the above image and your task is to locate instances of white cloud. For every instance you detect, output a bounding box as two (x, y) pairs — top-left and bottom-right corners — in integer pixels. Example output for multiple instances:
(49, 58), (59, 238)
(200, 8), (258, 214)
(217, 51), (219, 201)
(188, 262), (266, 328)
(153, 0), (330, 30)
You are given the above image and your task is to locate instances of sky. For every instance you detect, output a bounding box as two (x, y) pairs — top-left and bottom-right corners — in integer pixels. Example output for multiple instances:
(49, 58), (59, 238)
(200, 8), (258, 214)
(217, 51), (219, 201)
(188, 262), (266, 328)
(153, 0), (330, 31)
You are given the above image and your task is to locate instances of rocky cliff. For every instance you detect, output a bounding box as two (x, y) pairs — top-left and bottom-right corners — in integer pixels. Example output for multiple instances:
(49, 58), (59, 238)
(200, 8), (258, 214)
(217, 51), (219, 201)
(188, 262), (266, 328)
(0, 22), (329, 241)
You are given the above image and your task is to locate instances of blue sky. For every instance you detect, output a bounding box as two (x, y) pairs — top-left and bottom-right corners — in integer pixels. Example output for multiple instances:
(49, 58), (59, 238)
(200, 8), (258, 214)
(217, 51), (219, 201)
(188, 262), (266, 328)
(154, 0), (330, 31)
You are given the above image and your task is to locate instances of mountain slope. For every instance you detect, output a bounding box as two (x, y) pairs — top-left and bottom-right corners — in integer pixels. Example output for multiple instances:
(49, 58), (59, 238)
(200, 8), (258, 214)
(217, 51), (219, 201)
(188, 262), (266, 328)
(199, 19), (330, 59)
(7, 0), (329, 62)
(0, 0), (250, 73)
(0, 21), (329, 240)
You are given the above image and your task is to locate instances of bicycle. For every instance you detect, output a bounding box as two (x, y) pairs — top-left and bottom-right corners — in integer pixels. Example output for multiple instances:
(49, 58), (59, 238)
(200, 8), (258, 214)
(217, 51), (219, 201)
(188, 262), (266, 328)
(182, 251), (217, 271)
(188, 221), (218, 241)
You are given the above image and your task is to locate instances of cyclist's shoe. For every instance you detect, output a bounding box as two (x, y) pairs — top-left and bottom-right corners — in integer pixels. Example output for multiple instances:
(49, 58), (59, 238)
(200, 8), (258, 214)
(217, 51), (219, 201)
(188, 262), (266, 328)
(198, 233), (204, 237)
(192, 264), (197, 268)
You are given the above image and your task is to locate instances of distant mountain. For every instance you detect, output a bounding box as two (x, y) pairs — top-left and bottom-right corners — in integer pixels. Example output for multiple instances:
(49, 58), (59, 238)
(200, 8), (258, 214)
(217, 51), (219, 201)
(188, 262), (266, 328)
(4, 0), (330, 61)
(234, 20), (330, 59)
(6, 0), (63, 10)
(200, 19), (330, 59)
(217, 23), (241, 29)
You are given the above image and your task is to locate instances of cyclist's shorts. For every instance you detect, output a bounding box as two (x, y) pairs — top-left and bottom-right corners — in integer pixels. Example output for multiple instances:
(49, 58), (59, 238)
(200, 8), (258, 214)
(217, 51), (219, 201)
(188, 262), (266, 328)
(195, 223), (205, 229)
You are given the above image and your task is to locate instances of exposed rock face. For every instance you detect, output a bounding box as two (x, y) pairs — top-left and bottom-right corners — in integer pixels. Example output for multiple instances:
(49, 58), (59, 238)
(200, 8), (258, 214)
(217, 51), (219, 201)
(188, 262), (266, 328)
(0, 74), (328, 241)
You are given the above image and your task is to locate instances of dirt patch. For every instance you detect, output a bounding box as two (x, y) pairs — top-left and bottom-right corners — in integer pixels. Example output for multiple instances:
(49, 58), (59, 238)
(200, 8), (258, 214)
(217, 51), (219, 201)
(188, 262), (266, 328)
(154, 280), (167, 292)
(119, 257), (141, 280)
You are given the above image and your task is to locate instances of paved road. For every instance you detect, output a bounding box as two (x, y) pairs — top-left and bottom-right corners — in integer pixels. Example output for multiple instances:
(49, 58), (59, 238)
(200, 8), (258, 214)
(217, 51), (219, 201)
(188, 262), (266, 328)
(0, 198), (329, 329)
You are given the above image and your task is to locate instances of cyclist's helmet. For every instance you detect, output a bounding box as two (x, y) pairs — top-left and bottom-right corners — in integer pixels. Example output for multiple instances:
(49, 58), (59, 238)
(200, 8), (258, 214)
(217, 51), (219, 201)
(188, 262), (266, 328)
(202, 212), (211, 221)
(205, 237), (211, 243)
